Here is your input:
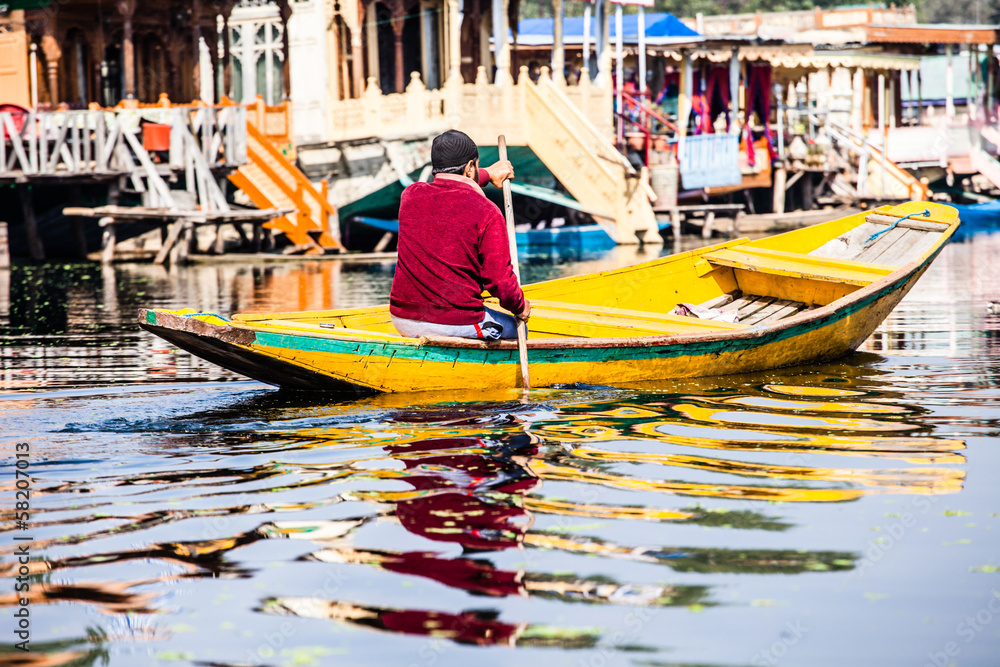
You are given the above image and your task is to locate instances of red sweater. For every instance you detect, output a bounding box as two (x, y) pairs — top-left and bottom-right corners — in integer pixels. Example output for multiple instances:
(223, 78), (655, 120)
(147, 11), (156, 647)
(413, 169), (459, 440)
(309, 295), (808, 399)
(390, 170), (526, 325)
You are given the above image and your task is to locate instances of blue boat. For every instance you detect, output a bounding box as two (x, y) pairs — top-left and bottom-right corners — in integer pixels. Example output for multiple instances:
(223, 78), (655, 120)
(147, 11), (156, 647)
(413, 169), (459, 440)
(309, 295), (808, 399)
(952, 201), (1000, 241)
(351, 216), (616, 251)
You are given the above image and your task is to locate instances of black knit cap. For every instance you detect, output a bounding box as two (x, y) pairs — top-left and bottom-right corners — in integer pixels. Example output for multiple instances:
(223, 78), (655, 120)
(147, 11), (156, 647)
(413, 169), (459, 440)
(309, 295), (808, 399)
(431, 129), (479, 174)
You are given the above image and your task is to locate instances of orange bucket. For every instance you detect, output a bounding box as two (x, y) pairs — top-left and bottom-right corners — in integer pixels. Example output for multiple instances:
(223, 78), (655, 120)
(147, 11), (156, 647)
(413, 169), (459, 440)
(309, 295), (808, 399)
(143, 123), (171, 151)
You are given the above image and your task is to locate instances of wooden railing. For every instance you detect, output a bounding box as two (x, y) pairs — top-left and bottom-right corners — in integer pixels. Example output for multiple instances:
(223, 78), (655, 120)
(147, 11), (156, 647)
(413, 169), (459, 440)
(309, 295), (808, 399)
(229, 122), (343, 251)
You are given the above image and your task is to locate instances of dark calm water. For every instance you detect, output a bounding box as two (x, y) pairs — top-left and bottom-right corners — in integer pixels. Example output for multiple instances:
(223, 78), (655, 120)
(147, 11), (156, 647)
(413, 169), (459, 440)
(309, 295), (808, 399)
(1, 235), (999, 666)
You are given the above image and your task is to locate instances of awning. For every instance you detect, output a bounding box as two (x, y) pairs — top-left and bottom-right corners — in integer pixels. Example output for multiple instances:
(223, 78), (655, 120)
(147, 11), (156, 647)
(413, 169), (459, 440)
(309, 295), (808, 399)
(515, 12), (702, 47)
(661, 45), (921, 71)
(509, 182), (614, 219)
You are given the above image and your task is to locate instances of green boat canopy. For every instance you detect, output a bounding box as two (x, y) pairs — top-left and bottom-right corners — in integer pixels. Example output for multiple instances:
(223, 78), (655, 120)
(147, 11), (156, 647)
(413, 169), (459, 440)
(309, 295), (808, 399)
(1, 0), (53, 10)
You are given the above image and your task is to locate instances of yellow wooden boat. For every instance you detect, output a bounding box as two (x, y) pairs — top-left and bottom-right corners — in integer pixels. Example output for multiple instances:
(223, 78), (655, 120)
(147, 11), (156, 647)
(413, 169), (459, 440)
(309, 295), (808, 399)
(139, 201), (959, 394)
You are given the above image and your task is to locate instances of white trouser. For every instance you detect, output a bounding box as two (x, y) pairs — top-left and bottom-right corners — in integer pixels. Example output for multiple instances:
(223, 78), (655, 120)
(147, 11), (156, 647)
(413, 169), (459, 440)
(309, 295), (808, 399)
(392, 306), (522, 340)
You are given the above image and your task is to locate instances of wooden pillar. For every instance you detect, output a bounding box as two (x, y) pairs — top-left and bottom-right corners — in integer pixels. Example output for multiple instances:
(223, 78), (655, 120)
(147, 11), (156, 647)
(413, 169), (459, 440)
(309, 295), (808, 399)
(448, 0), (461, 83)
(679, 49), (690, 137)
(419, 0), (437, 88)
(89, 25), (105, 106)
(508, 0), (519, 79)
(19, 186), (44, 261)
(391, 2), (405, 94)
(119, 0), (137, 99)
(278, 0), (292, 99)
(917, 67), (924, 123)
(946, 43), (955, 118)
(988, 45), (996, 121)
(327, 13), (343, 101)
(40, 23), (62, 106)
(849, 67), (861, 131)
(352, 29), (365, 97)
(552, 0), (564, 85)
(366, 1), (380, 88)
(191, 0), (203, 101)
(222, 1), (235, 97)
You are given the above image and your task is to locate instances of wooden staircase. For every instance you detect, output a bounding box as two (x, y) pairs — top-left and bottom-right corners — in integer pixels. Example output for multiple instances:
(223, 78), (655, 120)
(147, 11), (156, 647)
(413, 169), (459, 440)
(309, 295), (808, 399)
(863, 149), (928, 201)
(229, 123), (343, 252)
(521, 76), (657, 244)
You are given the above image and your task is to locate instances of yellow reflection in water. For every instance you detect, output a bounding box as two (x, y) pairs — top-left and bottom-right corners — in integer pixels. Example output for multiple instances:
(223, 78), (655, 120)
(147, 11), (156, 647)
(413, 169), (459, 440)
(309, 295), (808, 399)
(763, 384), (868, 397)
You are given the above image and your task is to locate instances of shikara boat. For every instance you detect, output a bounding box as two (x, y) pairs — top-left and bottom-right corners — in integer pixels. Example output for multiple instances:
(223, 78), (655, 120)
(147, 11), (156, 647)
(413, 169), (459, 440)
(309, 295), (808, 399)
(139, 201), (959, 394)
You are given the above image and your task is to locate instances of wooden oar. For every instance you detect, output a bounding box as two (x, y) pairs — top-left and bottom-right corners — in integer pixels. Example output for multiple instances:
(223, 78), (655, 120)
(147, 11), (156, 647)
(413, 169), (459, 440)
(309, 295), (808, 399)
(498, 134), (530, 391)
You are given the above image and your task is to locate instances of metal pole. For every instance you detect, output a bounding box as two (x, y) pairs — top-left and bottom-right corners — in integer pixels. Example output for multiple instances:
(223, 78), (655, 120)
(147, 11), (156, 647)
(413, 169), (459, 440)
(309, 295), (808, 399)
(582, 4), (592, 79)
(878, 72), (886, 197)
(29, 44), (38, 109)
(492, 0), (505, 83)
(553, 0), (564, 84)
(638, 6), (646, 93)
(615, 3), (623, 145)
(594, 0), (605, 84)
(729, 46), (739, 132)
(776, 83), (784, 157)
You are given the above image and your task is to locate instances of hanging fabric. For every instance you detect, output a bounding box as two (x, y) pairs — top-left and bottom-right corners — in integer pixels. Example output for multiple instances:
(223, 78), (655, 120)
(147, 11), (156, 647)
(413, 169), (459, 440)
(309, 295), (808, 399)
(745, 62), (778, 165)
(704, 66), (731, 133)
(691, 72), (708, 135)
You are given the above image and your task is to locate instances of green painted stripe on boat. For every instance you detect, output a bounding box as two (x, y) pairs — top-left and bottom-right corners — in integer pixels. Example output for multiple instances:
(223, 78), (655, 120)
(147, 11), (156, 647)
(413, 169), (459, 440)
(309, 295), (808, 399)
(249, 268), (916, 368)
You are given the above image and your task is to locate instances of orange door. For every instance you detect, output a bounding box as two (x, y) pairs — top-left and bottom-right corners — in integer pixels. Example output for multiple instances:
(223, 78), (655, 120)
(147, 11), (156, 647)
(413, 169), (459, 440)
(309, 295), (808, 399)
(0, 25), (30, 107)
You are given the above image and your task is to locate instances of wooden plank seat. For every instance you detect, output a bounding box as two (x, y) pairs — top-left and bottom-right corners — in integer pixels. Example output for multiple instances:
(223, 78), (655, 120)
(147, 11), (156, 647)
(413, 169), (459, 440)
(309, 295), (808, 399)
(696, 290), (813, 327)
(702, 244), (895, 287)
(811, 213), (948, 265)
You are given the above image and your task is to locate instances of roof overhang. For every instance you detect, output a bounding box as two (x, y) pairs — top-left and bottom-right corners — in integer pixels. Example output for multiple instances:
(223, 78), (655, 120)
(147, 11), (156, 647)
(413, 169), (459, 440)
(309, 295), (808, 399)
(866, 24), (1000, 45)
(660, 44), (921, 71)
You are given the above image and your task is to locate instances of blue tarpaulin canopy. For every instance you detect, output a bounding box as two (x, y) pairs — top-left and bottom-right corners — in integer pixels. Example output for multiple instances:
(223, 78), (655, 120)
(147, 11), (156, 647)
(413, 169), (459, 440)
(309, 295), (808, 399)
(514, 12), (702, 47)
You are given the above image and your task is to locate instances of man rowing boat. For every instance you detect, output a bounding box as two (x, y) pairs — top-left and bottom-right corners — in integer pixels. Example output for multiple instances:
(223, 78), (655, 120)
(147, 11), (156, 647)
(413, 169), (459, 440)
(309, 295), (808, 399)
(390, 130), (531, 340)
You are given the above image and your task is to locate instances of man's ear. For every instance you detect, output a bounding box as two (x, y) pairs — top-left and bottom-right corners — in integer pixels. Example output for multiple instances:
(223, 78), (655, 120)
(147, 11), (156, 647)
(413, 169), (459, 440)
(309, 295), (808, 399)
(464, 160), (476, 179)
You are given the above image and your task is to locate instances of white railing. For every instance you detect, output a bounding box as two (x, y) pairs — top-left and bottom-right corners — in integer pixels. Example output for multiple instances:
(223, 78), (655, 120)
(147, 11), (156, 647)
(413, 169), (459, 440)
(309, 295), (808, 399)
(812, 113), (927, 200)
(0, 105), (247, 178)
(1, 106), (245, 212)
(325, 68), (612, 144)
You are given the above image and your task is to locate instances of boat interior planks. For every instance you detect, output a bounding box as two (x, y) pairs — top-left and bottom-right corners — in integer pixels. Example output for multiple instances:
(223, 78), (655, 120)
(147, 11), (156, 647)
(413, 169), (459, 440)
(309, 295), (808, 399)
(138, 201), (961, 392)
(810, 211), (949, 267)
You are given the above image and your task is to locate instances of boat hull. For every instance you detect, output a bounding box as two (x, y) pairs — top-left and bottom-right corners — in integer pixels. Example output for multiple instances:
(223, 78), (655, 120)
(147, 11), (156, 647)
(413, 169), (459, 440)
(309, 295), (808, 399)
(139, 251), (933, 393)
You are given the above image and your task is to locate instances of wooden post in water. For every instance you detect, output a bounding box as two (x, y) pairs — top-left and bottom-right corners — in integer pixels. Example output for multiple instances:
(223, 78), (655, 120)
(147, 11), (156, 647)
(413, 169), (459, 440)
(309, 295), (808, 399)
(0, 222), (10, 269)
(0, 224), (8, 320)
(19, 186), (44, 261)
(772, 166), (786, 215)
(100, 217), (117, 264)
